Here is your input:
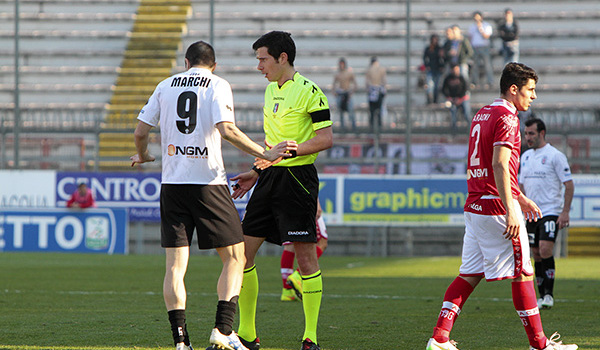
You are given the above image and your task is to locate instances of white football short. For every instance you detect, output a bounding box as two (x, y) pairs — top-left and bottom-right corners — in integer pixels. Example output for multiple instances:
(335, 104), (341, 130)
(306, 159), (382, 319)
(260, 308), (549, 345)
(459, 200), (533, 281)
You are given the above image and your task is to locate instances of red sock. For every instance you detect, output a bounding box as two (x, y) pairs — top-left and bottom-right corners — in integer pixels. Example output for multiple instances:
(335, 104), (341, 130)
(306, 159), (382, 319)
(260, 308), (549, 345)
(512, 280), (547, 349)
(432, 277), (475, 343)
(316, 246), (323, 259)
(280, 250), (295, 288)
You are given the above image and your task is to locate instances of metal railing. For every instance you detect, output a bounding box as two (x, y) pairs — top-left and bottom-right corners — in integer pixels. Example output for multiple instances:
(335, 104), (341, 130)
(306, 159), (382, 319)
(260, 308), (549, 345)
(1, 105), (599, 172)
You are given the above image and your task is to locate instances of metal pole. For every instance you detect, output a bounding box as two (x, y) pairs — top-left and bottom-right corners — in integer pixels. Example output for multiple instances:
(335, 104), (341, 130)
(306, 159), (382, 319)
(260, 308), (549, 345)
(209, 0), (214, 45)
(404, 0), (412, 175)
(14, 0), (20, 169)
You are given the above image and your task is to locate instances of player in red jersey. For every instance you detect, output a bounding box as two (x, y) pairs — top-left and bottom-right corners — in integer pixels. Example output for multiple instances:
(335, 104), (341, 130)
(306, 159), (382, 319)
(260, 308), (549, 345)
(426, 63), (578, 350)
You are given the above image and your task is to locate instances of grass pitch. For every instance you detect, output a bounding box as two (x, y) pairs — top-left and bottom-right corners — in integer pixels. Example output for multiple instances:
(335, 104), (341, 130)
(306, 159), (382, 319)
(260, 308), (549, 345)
(0, 253), (598, 350)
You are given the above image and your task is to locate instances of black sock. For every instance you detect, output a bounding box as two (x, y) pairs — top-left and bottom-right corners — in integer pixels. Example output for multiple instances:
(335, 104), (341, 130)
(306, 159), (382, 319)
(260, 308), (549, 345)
(168, 309), (189, 345)
(534, 261), (544, 297)
(215, 296), (238, 336)
(541, 256), (555, 297)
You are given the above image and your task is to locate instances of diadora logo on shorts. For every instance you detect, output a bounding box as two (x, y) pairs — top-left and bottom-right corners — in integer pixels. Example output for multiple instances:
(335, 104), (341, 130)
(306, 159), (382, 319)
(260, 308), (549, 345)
(469, 203), (482, 211)
(288, 231), (309, 236)
(167, 144), (208, 158)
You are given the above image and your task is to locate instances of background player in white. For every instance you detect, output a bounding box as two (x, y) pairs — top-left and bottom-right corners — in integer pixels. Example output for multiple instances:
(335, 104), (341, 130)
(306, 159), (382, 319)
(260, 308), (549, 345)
(519, 117), (574, 309)
(130, 40), (296, 350)
(426, 63), (577, 350)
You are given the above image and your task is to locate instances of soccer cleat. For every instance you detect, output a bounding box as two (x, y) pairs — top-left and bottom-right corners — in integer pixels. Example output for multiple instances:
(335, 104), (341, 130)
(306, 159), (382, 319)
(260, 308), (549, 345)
(537, 297), (544, 309)
(426, 338), (459, 350)
(281, 287), (298, 301)
(301, 338), (320, 350)
(287, 270), (303, 301)
(176, 343), (194, 350)
(239, 335), (260, 350)
(209, 328), (249, 350)
(539, 294), (554, 309)
(529, 332), (578, 350)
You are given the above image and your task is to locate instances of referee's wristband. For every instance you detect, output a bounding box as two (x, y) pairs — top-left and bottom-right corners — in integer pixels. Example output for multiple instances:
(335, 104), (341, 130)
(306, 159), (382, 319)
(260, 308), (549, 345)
(287, 150), (297, 159)
(251, 165), (263, 175)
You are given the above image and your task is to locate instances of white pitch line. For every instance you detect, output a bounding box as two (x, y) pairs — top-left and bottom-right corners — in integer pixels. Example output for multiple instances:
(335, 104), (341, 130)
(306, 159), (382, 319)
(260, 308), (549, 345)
(1, 289), (596, 304)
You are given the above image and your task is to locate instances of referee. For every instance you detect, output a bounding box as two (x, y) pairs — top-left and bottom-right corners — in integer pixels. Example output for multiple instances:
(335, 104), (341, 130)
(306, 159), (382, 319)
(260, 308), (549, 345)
(131, 41), (296, 350)
(519, 117), (574, 309)
(230, 31), (333, 350)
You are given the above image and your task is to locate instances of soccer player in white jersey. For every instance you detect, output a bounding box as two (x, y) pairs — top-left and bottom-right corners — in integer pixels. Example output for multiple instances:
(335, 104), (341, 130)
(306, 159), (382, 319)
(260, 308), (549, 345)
(519, 118), (574, 309)
(426, 63), (578, 350)
(130, 41), (296, 350)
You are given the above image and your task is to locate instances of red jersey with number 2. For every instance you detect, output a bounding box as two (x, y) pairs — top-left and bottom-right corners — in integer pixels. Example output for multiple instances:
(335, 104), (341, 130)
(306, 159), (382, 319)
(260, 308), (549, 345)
(464, 98), (521, 216)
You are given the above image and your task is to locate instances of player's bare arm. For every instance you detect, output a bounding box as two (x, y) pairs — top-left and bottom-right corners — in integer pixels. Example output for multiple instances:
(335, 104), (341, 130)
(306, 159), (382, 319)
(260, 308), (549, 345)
(131, 121), (156, 166)
(492, 145), (520, 239)
(558, 180), (574, 229)
(253, 126), (333, 170)
(216, 122), (297, 161)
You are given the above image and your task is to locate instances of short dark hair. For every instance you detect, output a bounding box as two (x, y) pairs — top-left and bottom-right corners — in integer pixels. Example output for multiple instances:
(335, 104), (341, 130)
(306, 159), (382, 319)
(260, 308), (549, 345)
(500, 62), (538, 94)
(185, 41), (216, 68)
(252, 31), (296, 66)
(525, 117), (546, 134)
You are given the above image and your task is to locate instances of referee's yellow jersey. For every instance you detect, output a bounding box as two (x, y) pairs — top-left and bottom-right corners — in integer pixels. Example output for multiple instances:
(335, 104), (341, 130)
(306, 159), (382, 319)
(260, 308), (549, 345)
(262, 72), (332, 167)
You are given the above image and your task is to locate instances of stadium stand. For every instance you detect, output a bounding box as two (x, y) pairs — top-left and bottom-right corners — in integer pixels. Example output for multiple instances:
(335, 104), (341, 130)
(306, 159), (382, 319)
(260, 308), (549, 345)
(99, 0), (191, 169)
(0, 0), (599, 172)
(568, 228), (600, 257)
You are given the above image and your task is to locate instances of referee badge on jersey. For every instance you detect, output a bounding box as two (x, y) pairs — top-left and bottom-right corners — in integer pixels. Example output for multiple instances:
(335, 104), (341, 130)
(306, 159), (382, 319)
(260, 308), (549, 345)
(273, 103), (279, 113)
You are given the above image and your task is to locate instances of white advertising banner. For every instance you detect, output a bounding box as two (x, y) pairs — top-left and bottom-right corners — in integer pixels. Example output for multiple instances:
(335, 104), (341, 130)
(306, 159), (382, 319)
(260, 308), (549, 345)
(0, 170), (56, 208)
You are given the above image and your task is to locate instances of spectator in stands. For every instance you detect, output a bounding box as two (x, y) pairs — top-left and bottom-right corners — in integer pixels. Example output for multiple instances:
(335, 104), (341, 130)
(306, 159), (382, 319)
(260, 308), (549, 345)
(423, 34), (445, 104)
(366, 56), (387, 130)
(443, 25), (473, 82)
(468, 11), (494, 88)
(498, 8), (520, 64)
(332, 57), (357, 131)
(66, 183), (96, 208)
(442, 64), (471, 129)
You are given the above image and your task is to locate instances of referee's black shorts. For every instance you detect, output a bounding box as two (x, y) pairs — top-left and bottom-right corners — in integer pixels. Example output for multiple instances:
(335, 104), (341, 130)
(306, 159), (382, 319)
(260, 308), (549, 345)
(242, 164), (319, 245)
(160, 184), (244, 249)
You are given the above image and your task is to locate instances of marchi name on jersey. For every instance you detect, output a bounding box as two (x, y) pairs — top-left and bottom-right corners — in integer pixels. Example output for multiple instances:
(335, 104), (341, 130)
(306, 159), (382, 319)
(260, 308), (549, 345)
(171, 76), (211, 88)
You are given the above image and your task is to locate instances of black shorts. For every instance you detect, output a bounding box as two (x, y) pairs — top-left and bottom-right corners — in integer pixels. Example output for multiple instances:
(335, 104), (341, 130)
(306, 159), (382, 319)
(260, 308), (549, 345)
(160, 184), (244, 249)
(527, 215), (559, 247)
(242, 165), (319, 245)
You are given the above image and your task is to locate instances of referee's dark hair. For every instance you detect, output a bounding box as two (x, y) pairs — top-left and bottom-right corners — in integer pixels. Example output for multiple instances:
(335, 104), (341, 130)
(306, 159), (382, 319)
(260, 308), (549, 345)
(525, 117), (546, 135)
(185, 41), (216, 68)
(252, 31), (296, 66)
